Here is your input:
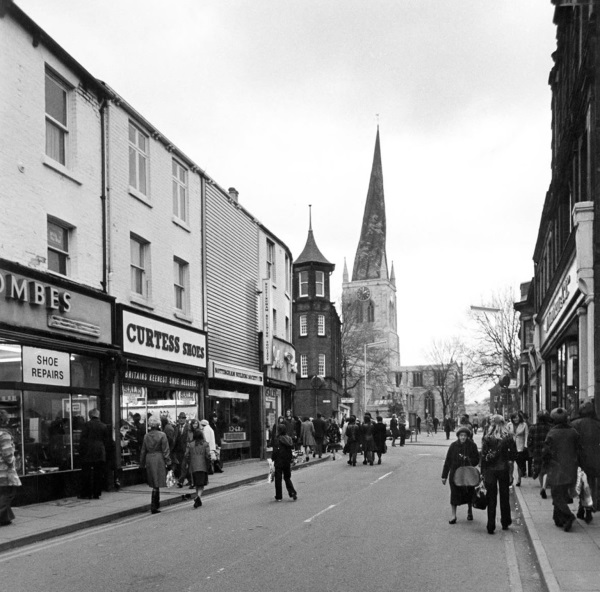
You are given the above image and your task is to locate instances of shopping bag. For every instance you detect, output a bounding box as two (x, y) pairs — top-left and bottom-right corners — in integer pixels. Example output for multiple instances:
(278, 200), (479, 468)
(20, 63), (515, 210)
(166, 469), (176, 488)
(472, 479), (488, 510)
(267, 459), (275, 483)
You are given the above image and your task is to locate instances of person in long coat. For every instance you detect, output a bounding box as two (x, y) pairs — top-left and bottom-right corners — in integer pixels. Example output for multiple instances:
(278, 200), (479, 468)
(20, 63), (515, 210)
(443, 415), (452, 440)
(390, 414), (400, 447)
(360, 414), (376, 465)
(509, 412), (529, 487)
(344, 415), (361, 466)
(326, 419), (342, 460)
(183, 428), (211, 508)
(571, 401), (600, 522)
(441, 426), (479, 524)
(527, 409), (552, 499)
(300, 417), (316, 462)
(373, 416), (387, 465)
(140, 416), (171, 514)
(481, 415), (516, 534)
(0, 410), (21, 526)
(543, 407), (580, 531)
(272, 424), (297, 501)
(78, 408), (109, 500)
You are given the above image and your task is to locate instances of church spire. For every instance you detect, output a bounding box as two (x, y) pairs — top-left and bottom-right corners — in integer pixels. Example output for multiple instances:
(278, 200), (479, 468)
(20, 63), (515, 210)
(343, 258), (349, 283)
(352, 127), (388, 281)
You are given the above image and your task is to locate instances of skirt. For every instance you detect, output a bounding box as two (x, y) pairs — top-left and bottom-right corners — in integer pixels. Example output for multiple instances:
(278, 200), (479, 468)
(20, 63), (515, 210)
(192, 471), (209, 488)
(450, 482), (474, 506)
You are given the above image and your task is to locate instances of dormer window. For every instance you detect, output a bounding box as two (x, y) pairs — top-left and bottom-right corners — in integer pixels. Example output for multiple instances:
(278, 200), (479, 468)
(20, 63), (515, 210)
(315, 271), (324, 297)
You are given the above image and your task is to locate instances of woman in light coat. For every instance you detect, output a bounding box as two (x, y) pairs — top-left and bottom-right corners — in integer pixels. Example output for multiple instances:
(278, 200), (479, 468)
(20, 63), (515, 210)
(300, 417), (316, 462)
(140, 416), (171, 514)
(183, 429), (212, 508)
(0, 410), (21, 526)
(510, 412), (529, 487)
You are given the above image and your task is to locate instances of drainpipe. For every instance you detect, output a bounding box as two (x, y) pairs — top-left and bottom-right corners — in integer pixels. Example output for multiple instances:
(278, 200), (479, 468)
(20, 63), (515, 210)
(100, 97), (108, 292)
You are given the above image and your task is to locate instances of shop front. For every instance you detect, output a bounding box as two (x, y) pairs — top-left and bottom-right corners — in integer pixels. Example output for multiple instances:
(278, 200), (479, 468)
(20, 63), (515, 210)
(0, 260), (115, 504)
(207, 360), (263, 461)
(117, 306), (207, 484)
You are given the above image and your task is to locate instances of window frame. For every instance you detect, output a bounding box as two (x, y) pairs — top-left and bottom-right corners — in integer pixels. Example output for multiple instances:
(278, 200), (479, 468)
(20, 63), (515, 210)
(173, 257), (189, 314)
(267, 240), (276, 282)
(47, 217), (70, 276)
(318, 354), (326, 377)
(413, 372), (423, 387)
(300, 355), (308, 378)
(299, 271), (309, 297)
(315, 271), (325, 297)
(299, 315), (308, 337)
(128, 122), (149, 197)
(317, 314), (325, 336)
(172, 159), (188, 223)
(45, 70), (69, 166)
(130, 234), (150, 298)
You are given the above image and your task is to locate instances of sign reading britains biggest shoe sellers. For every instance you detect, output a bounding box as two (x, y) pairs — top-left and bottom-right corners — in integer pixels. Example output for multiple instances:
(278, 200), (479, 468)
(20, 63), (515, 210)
(122, 309), (207, 370)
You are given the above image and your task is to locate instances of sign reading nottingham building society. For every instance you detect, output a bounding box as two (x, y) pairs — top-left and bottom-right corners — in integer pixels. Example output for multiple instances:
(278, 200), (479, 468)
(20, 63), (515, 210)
(262, 279), (273, 365)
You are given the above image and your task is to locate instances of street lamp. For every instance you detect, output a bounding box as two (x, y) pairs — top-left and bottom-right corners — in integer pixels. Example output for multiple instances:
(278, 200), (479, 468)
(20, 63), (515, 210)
(364, 340), (387, 417)
(470, 305), (505, 414)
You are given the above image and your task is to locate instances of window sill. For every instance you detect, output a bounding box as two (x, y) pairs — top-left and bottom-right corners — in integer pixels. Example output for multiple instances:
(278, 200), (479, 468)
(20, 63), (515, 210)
(172, 216), (191, 232)
(129, 186), (152, 207)
(129, 294), (154, 310)
(174, 311), (193, 323)
(42, 156), (82, 185)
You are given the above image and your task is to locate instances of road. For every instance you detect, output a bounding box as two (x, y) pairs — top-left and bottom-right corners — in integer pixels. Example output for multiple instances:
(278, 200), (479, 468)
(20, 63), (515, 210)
(1, 434), (546, 592)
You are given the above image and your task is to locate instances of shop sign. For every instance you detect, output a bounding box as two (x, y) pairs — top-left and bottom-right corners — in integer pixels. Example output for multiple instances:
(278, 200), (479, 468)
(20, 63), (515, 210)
(22, 346), (70, 386)
(341, 398), (355, 404)
(0, 265), (111, 343)
(122, 310), (207, 370)
(123, 369), (199, 390)
(542, 260), (578, 337)
(262, 279), (273, 366)
(210, 360), (264, 386)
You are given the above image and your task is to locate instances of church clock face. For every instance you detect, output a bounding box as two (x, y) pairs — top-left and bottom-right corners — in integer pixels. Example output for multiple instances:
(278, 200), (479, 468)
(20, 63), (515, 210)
(356, 287), (371, 301)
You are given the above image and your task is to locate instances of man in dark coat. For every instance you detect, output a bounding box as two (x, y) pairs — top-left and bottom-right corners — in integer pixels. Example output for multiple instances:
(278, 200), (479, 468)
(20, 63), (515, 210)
(373, 416), (387, 465)
(172, 412), (189, 486)
(433, 416), (440, 434)
(390, 414), (400, 447)
(271, 424), (297, 501)
(571, 401), (600, 520)
(416, 415), (421, 434)
(312, 413), (327, 459)
(543, 407), (580, 531)
(443, 415), (452, 440)
(79, 409), (109, 500)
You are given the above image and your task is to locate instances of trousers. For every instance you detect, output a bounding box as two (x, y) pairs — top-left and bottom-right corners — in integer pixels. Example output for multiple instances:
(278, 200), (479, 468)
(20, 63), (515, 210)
(485, 468), (511, 530)
(274, 464), (296, 500)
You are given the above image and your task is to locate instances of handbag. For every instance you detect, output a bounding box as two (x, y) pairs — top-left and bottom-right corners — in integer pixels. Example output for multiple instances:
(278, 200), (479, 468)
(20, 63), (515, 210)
(472, 478), (488, 510)
(453, 465), (480, 487)
(207, 459), (214, 475)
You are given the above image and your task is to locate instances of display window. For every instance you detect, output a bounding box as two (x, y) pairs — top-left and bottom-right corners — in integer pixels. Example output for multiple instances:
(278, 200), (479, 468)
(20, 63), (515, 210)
(0, 341), (103, 476)
(207, 391), (250, 461)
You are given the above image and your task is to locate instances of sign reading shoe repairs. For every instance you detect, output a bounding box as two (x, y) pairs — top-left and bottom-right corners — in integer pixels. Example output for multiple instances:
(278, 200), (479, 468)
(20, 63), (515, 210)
(122, 309), (207, 370)
(22, 347), (70, 386)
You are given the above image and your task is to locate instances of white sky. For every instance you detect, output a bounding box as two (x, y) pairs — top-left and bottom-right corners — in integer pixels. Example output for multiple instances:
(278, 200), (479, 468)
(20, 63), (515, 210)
(17, 0), (558, 400)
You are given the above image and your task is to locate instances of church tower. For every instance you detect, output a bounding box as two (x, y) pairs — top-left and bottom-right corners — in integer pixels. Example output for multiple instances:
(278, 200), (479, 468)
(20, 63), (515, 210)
(342, 128), (400, 416)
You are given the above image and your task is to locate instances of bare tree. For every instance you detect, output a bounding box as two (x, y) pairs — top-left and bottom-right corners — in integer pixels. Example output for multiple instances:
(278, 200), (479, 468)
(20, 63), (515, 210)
(425, 337), (465, 419)
(464, 288), (520, 387)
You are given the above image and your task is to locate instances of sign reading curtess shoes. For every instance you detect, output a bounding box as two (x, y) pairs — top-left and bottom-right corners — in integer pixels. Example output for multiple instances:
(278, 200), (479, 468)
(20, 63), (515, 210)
(122, 309), (207, 370)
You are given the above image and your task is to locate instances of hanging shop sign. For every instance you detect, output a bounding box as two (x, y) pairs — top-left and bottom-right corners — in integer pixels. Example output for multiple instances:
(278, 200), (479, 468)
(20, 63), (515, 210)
(541, 259), (578, 340)
(122, 309), (207, 370)
(0, 262), (112, 343)
(210, 360), (263, 386)
(22, 346), (70, 386)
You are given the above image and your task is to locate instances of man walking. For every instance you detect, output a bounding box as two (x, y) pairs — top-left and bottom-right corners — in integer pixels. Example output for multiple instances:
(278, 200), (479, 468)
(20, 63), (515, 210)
(312, 413), (327, 459)
(272, 424), (297, 501)
(172, 412), (189, 487)
(79, 409), (109, 500)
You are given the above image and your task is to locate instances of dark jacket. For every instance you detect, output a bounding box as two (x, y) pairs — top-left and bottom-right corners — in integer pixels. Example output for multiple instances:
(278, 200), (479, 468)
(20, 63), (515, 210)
(481, 432), (516, 474)
(527, 420), (552, 462)
(543, 423), (580, 486)
(79, 417), (109, 463)
(312, 417), (327, 439)
(373, 422), (387, 453)
(441, 438), (480, 482)
(571, 405), (600, 477)
(390, 417), (400, 438)
(272, 434), (294, 467)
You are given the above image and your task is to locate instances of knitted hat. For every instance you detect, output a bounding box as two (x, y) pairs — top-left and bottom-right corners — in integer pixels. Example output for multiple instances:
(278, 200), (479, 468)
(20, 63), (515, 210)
(550, 407), (568, 424)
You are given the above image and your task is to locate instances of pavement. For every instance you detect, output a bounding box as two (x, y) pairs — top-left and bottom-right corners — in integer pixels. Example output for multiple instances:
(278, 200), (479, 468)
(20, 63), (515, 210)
(2, 439), (600, 592)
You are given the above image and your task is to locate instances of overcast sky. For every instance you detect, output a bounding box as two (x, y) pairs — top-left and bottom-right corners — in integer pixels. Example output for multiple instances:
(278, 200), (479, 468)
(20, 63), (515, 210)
(18, 0), (558, 400)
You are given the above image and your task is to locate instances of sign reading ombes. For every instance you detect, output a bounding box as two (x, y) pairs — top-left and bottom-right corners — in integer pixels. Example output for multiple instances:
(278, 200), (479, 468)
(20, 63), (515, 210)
(122, 310), (207, 370)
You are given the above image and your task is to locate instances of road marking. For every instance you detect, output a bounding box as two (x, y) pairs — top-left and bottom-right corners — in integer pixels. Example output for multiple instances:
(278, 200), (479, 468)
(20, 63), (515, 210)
(378, 472), (392, 480)
(417, 453), (431, 456)
(304, 504), (336, 523)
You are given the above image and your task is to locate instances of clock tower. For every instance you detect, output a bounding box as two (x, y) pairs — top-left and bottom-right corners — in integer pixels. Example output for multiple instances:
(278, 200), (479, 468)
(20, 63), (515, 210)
(341, 127), (401, 416)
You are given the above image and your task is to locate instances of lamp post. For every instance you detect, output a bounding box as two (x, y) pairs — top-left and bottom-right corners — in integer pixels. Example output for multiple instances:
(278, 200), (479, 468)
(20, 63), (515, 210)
(470, 305), (505, 415)
(364, 340), (387, 417)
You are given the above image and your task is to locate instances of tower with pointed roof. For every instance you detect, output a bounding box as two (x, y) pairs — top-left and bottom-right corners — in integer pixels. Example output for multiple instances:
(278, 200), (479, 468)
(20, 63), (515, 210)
(292, 208), (343, 418)
(342, 128), (401, 416)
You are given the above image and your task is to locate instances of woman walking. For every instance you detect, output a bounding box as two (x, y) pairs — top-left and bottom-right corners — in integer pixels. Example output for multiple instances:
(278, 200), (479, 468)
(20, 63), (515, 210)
(344, 415), (361, 466)
(527, 409), (552, 499)
(510, 412), (529, 486)
(481, 415), (517, 534)
(140, 417), (171, 514)
(183, 428), (212, 508)
(272, 424), (297, 501)
(390, 414), (400, 447)
(326, 419), (342, 460)
(441, 426), (479, 524)
(300, 417), (316, 462)
(360, 414), (376, 465)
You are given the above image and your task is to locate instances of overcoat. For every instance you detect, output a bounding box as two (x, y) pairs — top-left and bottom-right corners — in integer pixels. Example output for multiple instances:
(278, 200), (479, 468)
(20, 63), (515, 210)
(184, 440), (211, 473)
(441, 438), (480, 506)
(140, 429), (171, 488)
(0, 428), (21, 487)
(373, 422), (387, 453)
(390, 417), (400, 438)
(300, 420), (316, 447)
(543, 424), (580, 487)
(571, 406), (600, 477)
(79, 417), (109, 463)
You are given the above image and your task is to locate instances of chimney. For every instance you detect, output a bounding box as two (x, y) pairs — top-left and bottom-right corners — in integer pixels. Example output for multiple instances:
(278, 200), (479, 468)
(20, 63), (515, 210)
(228, 187), (239, 203)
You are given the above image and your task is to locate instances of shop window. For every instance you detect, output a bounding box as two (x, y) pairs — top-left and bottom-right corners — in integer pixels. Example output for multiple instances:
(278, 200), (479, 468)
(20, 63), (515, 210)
(0, 344), (22, 381)
(207, 392), (250, 462)
(48, 218), (71, 276)
(70, 354), (100, 389)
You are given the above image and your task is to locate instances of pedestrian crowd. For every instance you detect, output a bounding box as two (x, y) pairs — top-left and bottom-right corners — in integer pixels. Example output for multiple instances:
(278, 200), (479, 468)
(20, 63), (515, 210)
(441, 405), (600, 534)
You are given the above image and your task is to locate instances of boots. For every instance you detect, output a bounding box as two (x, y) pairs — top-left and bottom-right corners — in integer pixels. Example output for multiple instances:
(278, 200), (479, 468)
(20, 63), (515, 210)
(151, 489), (161, 514)
(585, 508), (594, 524)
